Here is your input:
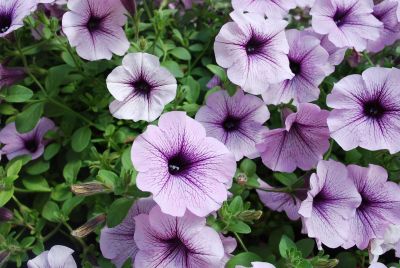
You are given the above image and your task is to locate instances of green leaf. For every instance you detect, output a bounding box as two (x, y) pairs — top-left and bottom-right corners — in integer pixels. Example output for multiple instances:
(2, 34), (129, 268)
(206, 64), (227, 82)
(336, 252), (357, 268)
(42, 201), (61, 222)
(6, 160), (22, 177)
(228, 220), (251, 234)
(16, 102), (44, 133)
(62, 196), (84, 216)
(51, 183), (72, 201)
(71, 126), (92, 152)
(279, 235), (297, 258)
(63, 160), (82, 184)
(162, 61), (184, 78)
(226, 252), (263, 268)
(274, 173), (298, 187)
(22, 176), (51, 192)
(107, 198), (134, 228)
(296, 239), (315, 258)
(170, 47), (191, 60)
(25, 160), (50, 175)
(97, 170), (119, 188)
(183, 76), (200, 103)
(4, 85), (33, 103)
(45, 65), (73, 95)
(229, 196), (244, 214)
(44, 143), (61, 160)
(20, 237), (36, 248)
(0, 187), (14, 207)
(240, 159), (257, 177)
(121, 147), (133, 170)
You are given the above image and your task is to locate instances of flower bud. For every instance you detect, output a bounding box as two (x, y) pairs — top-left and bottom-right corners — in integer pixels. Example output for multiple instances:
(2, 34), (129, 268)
(238, 210), (262, 221)
(71, 214), (106, 238)
(236, 174), (247, 186)
(0, 208), (13, 222)
(121, 0), (136, 17)
(71, 182), (109, 196)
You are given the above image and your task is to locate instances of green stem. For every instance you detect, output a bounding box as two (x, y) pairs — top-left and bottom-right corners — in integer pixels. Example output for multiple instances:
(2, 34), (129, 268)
(233, 232), (248, 252)
(363, 52), (374, 66)
(323, 139), (335, 160)
(13, 187), (31, 193)
(44, 223), (62, 241)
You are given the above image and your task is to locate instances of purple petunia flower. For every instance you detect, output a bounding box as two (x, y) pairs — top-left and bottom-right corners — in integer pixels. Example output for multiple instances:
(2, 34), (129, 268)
(107, 53), (177, 122)
(367, 0), (400, 53)
(232, 0), (296, 18)
(311, 0), (383, 51)
(327, 67), (400, 153)
(134, 205), (225, 268)
(0, 118), (56, 160)
(342, 164), (400, 250)
(220, 234), (237, 265)
(131, 111), (236, 217)
(206, 75), (222, 89)
(62, 0), (129, 61)
(262, 29), (333, 106)
(195, 89), (269, 161)
(27, 245), (76, 268)
(299, 160), (361, 248)
(100, 197), (155, 268)
(0, 64), (26, 89)
(214, 11), (293, 95)
(256, 103), (330, 173)
(256, 179), (305, 220)
(0, 0), (36, 38)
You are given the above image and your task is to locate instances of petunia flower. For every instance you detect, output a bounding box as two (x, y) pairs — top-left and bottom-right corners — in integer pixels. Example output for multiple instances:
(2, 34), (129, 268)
(370, 224), (400, 263)
(131, 111), (236, 217)
(343, 164), (400, 250)
(311, 0), (383, 51)
(214, 11), (293, 95)
(195, 89), (269, 161)
(0, 0), (37, 38)
(206, 75), (222, 89)
(231, 0), (296, 18)
(100, 197), (155, 268)
(134, 205), (225, 268)
(295, 0), (315, 8)
(256, 103), (330, 173)
(27, 245), (76, 268)
(327, 67), (400, 153)
(107, 53), (176, 122)
(256, 179), (305, 220)
(262, 29), (333, 106)
(0, 64), (26, 89)
(237, 262), (276, 268)
(62, 0), (130, 61)
(0, 118), (56, 160)
(299, 160), (362, 248)
(220, 234), (237, 265)
(367, 0), (400, 53)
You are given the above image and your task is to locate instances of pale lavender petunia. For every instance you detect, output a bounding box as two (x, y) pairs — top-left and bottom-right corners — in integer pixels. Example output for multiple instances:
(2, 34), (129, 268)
(256, 179), (305, 220)
(256, 103), (330, 172)
(214, 11), (293, 95)
(131, 111), (236, 217)
(0, 118), (56, 160)
(100, 197), (156, 268)
(0, 0), (36, 38)
(299, 160), (362, 248)
(107, 53), (177, 122)
(27, 245), (76, 268)
(195, 89), (269, 161)
(0, 64), (25, 89)
(62, 0), (129, 61)
(262, 29), (333, 106)
(295, 0), (315, 7)
(232, 0), (296, 18)
(343, 164), (400, 250)
(207, 75), (222, 89)
(327, 67), (400, 153)
(220, 234), (237, 266)
(367, 0), (400, 53)
(237, 262), (276, 268)
(134, 205), (225, 268)
(311, 0), (383, 51)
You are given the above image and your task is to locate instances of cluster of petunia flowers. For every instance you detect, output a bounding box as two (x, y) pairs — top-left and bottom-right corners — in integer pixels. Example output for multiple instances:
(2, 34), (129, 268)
(1, 0), (400, 267)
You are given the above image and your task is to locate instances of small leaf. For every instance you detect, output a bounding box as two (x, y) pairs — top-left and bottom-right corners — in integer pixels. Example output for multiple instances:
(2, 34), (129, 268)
(162, 61), (184, 78)
(228, 220), (251, 234)
(274, 173), (298, 187)
(71, 126), (92, 152)
(62, 196), (85, 216)
(16, 102), (44, 133)
(206, 64), (227, 82)
(170, 47), (191, 60)
(0, 188), (14, 207)
(63, 160), (82, 184)
(240, 159), (257, 177)
(44, 143), (61, 160)
(25, 161), (50, 175)
(107, 198), (134, 228)
(6, 160), (22, 177)
(229, 196), (244, 214)
(4, 85), (33, 103)
(279, 235), (297, 258)
(42, 201), (61, 222)
(22, 176), (51, 192)
(226, 252), (263, 268)
(296, 239), (315, 258)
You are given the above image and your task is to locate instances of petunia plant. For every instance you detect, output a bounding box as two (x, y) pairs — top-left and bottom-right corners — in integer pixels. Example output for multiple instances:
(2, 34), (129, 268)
(1, 0), (400, 268)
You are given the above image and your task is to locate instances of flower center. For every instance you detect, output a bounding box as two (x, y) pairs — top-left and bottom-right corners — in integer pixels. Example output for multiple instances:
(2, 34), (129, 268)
(245, 36), (265, 55)
(168, 153), (191, 175)
(132, 79), (152, 95)
(86, 16), (102, 32)
(223, 115), (241, 131)
(333, 8), (350, 26)
(24, 139), (39, 153)
(0, 13), (12, 34)
(289, 60), (301, 75)
(363, 100), (386, 119)
(358, 193), (372, 211)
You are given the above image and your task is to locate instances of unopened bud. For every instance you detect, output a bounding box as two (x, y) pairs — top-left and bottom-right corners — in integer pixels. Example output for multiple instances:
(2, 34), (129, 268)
(314, 258), (339, 268)
(71, 182), (109, 196)
(238, 210), (262, 221)
(0, 208), (13, 222)
(236, 174), (247, 186)
(71, 214), (106, 238)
